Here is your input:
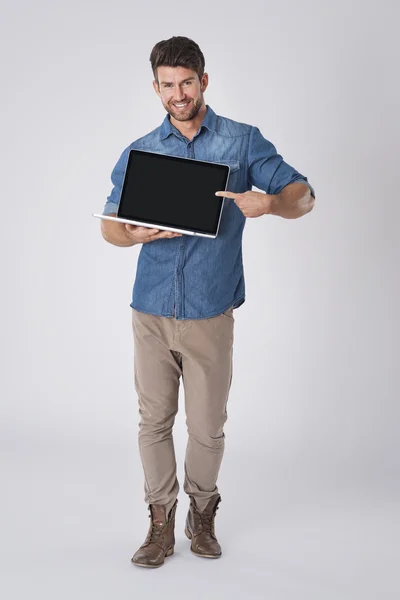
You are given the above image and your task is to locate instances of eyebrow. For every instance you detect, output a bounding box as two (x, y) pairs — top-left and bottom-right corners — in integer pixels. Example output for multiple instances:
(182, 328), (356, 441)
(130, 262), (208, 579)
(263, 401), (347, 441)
(159, 77), (196, 85)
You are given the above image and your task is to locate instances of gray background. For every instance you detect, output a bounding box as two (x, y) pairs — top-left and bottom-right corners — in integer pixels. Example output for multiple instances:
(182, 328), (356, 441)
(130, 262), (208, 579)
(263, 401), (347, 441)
(1, 0), (399, 598)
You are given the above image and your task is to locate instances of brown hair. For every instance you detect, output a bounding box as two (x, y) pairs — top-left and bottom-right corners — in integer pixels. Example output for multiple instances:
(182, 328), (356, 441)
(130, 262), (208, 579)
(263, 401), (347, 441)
(150, 36), (205, 83)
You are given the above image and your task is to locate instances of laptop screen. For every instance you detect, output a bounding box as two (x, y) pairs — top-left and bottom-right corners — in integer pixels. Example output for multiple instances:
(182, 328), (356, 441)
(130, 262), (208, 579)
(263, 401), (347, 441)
(117, 150), (229, 236)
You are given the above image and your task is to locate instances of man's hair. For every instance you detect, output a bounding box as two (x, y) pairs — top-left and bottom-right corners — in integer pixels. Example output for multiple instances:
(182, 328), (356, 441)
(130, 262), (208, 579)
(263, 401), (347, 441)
(150, 36), (205, 83)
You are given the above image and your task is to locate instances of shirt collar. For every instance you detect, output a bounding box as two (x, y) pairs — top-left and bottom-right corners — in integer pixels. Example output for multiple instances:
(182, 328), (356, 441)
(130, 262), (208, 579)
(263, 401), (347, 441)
(160, 104), (217, 141)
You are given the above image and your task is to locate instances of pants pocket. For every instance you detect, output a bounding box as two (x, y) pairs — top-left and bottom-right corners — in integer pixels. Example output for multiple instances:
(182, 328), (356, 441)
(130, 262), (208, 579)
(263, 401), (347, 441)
(221, 306), (234, 319)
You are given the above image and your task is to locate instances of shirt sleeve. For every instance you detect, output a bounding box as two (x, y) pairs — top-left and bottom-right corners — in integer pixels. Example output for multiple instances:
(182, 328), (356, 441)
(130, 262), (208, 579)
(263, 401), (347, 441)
(102, 146), (131, 215)
(247, 126), (315, 197)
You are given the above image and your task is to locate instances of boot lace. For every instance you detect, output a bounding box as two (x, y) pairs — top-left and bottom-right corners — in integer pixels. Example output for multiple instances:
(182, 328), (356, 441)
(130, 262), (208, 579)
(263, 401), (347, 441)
(193, 505), (219, 535)
(148, 513), (166, 544)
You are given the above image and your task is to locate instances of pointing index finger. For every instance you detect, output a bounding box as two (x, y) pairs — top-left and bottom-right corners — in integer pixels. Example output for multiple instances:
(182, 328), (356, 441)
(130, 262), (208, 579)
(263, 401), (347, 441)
(215, 191), (238, 199)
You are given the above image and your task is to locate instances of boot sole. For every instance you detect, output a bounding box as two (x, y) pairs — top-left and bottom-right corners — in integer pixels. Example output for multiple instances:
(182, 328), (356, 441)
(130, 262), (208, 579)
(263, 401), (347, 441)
(184, 527), (221, 559)
(131, 546), (174, 568)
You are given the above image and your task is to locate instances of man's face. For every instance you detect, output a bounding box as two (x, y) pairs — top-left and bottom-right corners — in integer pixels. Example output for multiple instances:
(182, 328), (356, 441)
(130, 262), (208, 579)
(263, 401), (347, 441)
(153, 66), (208, 122)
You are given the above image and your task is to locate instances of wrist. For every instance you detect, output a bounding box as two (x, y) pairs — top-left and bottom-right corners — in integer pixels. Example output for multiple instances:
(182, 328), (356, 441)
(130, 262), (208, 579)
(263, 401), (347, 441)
(266, 194), (279, 215)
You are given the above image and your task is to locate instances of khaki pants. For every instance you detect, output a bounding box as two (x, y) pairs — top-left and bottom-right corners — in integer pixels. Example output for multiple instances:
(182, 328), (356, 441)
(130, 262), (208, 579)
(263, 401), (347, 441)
(131, 306), (235, 515)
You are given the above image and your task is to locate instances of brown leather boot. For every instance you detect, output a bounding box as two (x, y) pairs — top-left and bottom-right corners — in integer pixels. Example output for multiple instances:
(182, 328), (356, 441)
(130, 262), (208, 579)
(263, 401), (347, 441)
(185, 495), (222, 558)
(131, 500), (177, 568)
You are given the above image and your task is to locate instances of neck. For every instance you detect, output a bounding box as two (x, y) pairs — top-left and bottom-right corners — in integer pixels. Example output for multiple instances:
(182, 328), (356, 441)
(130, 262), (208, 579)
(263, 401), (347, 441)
(169, 103), (208, 141)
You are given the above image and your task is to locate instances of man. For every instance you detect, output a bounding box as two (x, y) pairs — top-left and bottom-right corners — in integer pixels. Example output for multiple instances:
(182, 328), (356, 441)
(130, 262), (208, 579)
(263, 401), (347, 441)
(101, 36), (315, 568)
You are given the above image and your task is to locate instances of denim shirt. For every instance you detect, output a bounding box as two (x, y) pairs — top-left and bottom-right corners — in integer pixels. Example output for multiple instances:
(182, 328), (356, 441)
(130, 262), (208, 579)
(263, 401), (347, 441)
(103, 105), (315, 320)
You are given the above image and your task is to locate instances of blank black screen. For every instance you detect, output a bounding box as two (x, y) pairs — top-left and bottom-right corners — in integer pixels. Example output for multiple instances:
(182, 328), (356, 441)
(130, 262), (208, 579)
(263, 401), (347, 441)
(117, 150), (229, 235)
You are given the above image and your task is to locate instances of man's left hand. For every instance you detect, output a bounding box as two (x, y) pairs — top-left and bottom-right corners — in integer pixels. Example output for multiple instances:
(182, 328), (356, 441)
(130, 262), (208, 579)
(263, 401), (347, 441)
(215, 190), (273, 218)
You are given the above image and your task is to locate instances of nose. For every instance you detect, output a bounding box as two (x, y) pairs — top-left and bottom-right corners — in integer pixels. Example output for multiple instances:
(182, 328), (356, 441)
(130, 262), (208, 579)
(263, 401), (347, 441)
(173, 85), (186, 102)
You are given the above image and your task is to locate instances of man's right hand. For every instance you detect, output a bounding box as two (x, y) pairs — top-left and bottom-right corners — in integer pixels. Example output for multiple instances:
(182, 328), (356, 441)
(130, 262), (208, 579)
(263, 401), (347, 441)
(100, 213), (182, 247)
(125, 224), (182, 244)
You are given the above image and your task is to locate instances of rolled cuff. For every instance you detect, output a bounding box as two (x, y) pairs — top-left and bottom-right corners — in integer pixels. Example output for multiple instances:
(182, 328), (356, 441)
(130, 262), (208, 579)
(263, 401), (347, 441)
(102, 202), (119, 216)
(295, 179), (315, 198)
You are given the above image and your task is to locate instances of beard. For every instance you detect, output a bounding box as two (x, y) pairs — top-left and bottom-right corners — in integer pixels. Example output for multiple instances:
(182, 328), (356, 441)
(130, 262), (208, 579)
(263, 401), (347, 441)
(165, 96), (203, 122)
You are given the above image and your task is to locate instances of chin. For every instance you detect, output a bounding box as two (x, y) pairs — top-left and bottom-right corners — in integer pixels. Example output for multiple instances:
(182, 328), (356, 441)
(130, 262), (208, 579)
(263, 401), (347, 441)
(171, 113), (192, 122)
(167, 103), (201, 122)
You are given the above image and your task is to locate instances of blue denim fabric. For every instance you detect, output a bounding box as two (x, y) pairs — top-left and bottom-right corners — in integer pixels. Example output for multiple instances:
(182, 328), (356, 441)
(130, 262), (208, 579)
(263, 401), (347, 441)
(103, 105), (315, 320)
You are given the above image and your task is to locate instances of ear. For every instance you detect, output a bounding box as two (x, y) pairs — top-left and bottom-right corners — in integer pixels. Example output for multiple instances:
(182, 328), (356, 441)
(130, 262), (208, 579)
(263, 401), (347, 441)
(153, 79), (161, 98)
(200, 73), (209, 93)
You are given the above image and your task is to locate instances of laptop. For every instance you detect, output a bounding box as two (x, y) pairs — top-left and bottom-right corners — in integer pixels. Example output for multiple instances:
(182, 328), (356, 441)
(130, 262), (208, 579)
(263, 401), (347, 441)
(93, 149), (231, 238)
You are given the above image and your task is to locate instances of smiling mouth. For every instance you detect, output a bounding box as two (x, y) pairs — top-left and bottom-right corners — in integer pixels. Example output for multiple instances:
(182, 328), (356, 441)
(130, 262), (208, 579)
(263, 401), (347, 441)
(172, 101), (190, 109)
